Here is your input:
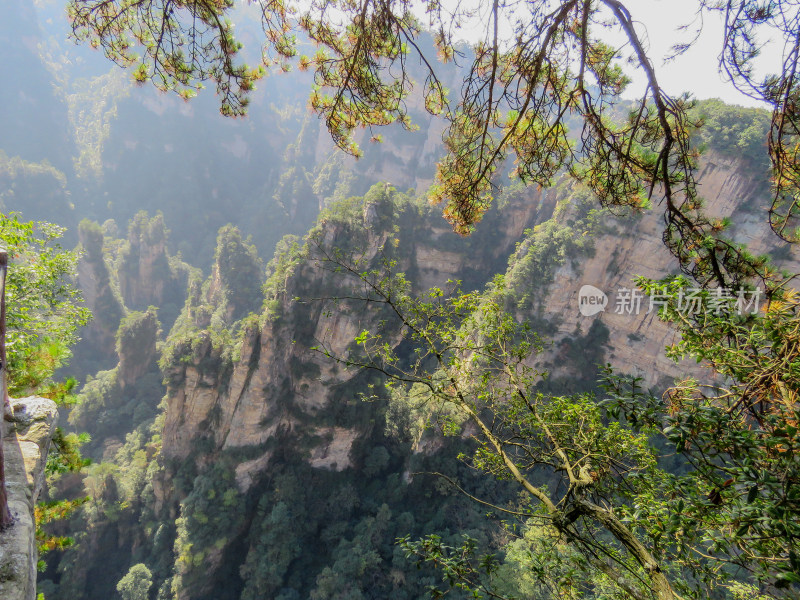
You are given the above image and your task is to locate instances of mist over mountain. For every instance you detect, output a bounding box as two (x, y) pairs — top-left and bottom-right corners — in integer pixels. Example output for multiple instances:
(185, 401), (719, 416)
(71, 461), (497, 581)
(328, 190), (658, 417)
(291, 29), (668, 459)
(1, 0), (439, 266)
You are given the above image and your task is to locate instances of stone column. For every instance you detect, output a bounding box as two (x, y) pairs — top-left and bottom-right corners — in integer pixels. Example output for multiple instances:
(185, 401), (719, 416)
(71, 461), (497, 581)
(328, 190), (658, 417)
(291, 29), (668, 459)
(0, 397), (58, 600)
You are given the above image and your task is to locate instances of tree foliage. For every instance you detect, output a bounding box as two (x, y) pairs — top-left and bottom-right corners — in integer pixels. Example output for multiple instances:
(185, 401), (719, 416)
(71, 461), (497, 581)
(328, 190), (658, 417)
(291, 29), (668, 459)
(609, 274), (800, 589)
(0, 213), (91, 396)
(67, 0), (800, 272)
(34, 496), (89, 572)
(67, 0), (264, 115)
(310, 233), (800, 597)
(311, 248), (687, 599)
(0, 214), (92, 564)
(116, 563), (153, 600)
(692, 99), (771, 169)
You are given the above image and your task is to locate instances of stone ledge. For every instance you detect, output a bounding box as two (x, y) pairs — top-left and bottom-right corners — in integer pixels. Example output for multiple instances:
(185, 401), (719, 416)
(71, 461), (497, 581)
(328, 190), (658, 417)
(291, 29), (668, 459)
(0, 397), (58, 600)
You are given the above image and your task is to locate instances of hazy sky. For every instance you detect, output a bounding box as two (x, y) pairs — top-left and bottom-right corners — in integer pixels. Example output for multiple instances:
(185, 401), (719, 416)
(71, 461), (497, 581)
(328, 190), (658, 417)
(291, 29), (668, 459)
(53, 0), (781, 110)
(449, 0), (779, 108)
(616, 0), (777, 108)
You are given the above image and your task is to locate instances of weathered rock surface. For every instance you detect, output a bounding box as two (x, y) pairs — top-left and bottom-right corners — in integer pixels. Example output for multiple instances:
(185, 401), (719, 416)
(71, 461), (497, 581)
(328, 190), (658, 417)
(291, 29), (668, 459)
(158, 190), (545, 474)
(148, 155), (797, 599)
(75, 223), (126, 373)
(159, 155), (791, 475)
(0, 397), (58, 600)
(537, 154), (798, 388)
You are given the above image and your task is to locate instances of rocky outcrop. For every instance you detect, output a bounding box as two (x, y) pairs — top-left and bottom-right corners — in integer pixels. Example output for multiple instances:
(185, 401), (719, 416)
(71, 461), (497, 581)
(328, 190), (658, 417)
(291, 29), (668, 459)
(118, 212), (171, 311)
(75, 220), (125, 373)
(157, 157), (785, 484)
(117, 212), (191, 330)
(146, 156), (795, 599)
(533, 153), (798, 388)
(0, 397), (58, 600)
(117, 307), (160, 389)
(163, 152), (796, 477)
(157, 187), (545, 473)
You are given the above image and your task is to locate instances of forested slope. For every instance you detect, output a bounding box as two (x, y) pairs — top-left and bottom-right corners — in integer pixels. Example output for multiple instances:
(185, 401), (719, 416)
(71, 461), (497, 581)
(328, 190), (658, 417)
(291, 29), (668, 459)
(41, 140), (792, 599)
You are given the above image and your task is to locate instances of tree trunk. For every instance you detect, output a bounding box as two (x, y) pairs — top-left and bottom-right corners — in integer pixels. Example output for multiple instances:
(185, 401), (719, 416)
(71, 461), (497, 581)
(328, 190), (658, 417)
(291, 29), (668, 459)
(0, 249), (12, 530)
(576, 498), (676, 600)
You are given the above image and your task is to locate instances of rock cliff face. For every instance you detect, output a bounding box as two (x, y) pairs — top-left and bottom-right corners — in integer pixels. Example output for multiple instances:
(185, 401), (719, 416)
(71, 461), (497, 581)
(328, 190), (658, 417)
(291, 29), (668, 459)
(117, 308), (161, 389)
(118, 213), (184, 313)
(74, 221), (126, 374)
(50, 143), (796, 600)
(135, 154), (793, 598)
(156, 151), (797, 481)
(0, 397), (58, 600)
(157, 187), (545, 476)
(533, 153), (797, 388)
